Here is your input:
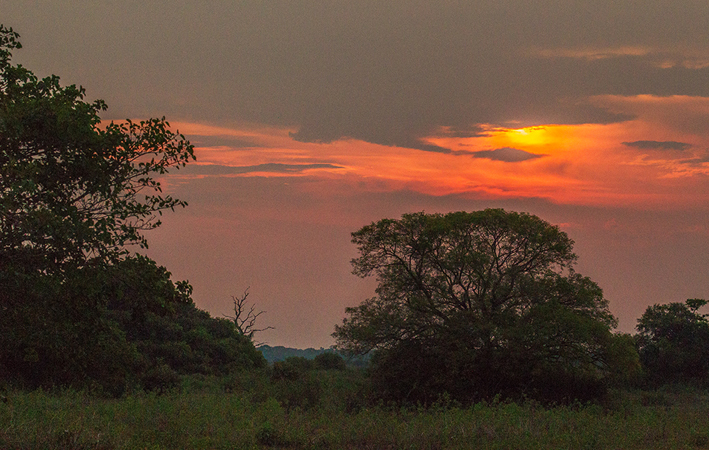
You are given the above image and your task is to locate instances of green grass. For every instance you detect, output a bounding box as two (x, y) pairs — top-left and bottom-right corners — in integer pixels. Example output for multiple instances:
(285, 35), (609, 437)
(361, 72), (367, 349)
(2, 372), (709, 449)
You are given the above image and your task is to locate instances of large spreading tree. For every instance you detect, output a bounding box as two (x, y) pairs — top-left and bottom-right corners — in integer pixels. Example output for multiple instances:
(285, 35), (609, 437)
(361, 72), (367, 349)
(335, 209), (638, 403)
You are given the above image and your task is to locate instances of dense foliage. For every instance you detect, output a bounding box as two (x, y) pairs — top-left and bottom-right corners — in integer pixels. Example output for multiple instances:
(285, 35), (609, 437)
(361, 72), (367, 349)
(335, 209), (639, 403)
(636, 298), (709, 385)
(0, 26), (263, 394)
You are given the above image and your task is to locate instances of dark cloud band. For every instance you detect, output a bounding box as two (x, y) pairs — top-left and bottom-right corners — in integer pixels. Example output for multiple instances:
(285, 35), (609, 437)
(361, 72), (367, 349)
(182, 163), (344, 175)
(472, 147), (545, 162)
(622, 140), (692, 150)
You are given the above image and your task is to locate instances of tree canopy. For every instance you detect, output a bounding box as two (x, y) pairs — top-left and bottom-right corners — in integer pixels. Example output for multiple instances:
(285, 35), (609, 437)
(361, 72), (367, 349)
(335, 209), (637, 403)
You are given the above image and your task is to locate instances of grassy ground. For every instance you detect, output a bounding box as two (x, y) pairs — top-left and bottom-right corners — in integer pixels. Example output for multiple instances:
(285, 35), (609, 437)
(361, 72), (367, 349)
(2, 370), (709, 449)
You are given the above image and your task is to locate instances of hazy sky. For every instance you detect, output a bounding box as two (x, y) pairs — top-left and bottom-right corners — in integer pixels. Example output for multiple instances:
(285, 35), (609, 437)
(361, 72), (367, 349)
(3, 1), (709, 348)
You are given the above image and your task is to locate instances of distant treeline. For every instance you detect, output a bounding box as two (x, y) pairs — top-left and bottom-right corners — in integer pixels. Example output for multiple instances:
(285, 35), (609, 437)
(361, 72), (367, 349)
(257, 345), (331, 363)
(257, 345), (369, 367)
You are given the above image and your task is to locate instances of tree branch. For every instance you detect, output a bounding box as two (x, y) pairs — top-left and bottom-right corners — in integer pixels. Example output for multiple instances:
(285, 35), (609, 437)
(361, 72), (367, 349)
(224, 287), (274, 344)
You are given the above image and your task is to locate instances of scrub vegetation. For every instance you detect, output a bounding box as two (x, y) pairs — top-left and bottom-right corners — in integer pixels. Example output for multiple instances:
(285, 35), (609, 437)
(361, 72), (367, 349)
(4, 24), (709, 449)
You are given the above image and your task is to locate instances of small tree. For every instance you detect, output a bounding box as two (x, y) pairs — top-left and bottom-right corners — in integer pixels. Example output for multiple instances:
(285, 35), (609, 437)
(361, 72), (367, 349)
(335, 209), (636, 403)
(225, 288), (274, 343)
(636, 298), (709, 385)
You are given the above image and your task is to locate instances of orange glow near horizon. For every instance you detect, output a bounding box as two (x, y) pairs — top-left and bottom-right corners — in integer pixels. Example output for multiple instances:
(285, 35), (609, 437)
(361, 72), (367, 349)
(531, 45), (709, 69)
(166, 95), (709, 210)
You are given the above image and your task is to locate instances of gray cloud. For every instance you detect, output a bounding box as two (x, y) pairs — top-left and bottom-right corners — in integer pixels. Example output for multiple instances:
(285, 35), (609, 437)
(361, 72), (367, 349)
(4, 1), (709, 151)
(190, 136), (263, 149)
(182, 163), (344, 176)
(679, 155), (709, 166)
(472, 147), (545, 162)
(622, 140), (693, 150)
(434, 126), (488, 139)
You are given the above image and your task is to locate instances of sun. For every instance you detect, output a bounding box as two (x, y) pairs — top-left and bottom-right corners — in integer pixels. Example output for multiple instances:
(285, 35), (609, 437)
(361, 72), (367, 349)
(494, 126), (551, 148)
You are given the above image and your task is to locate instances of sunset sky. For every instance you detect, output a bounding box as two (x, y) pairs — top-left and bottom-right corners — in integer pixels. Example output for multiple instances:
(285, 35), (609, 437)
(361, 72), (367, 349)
(3, 1), (709, 348)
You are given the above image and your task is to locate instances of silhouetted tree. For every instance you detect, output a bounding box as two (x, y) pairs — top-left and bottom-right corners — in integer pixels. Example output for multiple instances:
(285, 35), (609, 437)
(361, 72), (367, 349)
(335, 209), (638, 403)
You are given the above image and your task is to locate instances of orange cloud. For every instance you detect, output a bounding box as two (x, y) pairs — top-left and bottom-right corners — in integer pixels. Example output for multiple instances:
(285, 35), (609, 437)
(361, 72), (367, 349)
(531, 45), (709, 69)
(531, 46), (652, 60)
(165, 95), (709, 210)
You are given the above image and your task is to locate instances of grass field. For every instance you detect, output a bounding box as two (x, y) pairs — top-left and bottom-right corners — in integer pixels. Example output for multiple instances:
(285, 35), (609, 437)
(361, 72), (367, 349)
(2, 370), (709, 449)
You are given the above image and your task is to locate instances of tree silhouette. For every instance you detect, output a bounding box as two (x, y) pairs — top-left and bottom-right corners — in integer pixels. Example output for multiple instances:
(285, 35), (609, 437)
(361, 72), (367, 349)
(335, 209), (636, 403)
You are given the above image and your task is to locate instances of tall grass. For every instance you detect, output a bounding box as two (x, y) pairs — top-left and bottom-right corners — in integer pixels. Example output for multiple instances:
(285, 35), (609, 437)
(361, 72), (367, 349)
(2, 371), (709, 449)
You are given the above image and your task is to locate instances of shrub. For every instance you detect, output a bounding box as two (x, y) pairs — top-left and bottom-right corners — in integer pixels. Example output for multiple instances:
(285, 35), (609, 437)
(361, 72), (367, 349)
(272, 357), (314, 381)
(141, 363), (181, 394)
(314, 352), (346, 371)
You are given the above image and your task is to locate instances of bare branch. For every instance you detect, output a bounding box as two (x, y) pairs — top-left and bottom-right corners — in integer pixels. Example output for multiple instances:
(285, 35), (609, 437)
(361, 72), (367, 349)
(224, 287), (274, 343)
